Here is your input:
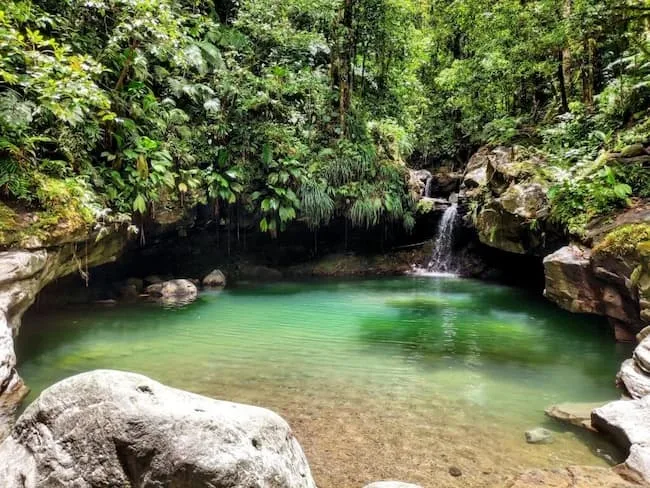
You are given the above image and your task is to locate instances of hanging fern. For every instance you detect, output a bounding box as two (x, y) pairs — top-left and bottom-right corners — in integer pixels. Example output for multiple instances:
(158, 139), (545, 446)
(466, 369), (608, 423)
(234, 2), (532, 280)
(300, 180), (334, 229)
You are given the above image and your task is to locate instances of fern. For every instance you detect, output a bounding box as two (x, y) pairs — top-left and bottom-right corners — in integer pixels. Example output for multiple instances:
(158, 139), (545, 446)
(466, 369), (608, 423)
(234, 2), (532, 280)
(300, 181), (333, 229)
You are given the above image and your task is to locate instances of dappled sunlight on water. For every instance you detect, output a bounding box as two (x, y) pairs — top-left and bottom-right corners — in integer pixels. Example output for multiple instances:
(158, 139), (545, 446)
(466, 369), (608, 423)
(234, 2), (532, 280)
(18, 277), (631, 487)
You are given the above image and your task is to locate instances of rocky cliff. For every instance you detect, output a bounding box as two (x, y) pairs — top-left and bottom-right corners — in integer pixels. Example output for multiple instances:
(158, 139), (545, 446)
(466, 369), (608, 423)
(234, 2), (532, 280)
(0, 218), (130, 440)
(460, 145), (650, 339)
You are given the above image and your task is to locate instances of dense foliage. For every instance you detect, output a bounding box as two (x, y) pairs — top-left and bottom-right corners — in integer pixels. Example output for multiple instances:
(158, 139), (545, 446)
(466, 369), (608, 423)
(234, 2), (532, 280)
(1, 0), (649, 239)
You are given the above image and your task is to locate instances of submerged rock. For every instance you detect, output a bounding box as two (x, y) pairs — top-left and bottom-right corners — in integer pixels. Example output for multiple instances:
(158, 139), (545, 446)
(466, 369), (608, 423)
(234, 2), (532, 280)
(0, 370), (316, 488)
(592, 396), (650, 484)
(545, 402), (604, 430)
(203, 269), (227, 287)
(524, 427), (554, 444)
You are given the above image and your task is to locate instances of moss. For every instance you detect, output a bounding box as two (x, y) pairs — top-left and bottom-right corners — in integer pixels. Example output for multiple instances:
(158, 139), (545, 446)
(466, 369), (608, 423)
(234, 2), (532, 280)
(0, 184), (96, 249)
(593, 223), (650, 259)
(416, 198), (434, 214)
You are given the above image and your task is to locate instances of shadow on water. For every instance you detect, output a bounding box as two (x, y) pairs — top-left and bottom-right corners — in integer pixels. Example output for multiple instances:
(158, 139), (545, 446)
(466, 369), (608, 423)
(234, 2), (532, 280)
(16, 295), (213, 365)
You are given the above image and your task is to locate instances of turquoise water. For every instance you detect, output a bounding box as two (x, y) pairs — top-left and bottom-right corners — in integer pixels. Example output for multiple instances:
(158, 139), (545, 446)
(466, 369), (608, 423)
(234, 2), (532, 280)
(17, 276), (631, 487)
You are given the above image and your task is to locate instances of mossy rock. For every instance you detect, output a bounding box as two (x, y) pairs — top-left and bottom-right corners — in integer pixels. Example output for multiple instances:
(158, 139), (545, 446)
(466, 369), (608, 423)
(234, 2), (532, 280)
(0, 201), (94, 249)
(416, 198), (435, 214)
(621, 143), (647, 158)
(593, 224), (650, 260)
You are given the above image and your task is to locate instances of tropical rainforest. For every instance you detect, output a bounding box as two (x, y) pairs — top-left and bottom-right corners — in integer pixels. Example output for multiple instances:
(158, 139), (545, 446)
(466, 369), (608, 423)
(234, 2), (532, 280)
(1, 0), (649, 242)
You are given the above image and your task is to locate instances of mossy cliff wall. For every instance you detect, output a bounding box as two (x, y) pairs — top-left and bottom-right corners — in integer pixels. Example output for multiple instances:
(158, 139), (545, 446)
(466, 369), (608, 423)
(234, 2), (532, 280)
(460, 145), (650, 340)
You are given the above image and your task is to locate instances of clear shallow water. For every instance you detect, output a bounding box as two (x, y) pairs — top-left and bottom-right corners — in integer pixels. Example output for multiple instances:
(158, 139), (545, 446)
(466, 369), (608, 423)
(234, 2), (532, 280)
(17, 276), (631, 487)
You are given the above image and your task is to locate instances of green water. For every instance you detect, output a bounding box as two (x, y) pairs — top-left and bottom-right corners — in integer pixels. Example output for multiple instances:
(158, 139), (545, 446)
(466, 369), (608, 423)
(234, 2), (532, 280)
(17, 276), (631, 487)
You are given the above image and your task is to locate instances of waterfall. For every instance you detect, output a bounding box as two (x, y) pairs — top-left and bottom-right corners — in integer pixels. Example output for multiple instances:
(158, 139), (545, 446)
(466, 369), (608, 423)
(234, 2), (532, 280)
(427, 203), (458, 274)
(424, 177), (434, 198)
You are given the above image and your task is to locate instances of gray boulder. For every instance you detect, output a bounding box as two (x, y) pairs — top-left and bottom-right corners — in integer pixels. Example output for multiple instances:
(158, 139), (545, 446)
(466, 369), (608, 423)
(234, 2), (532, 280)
(592, 396), (650, 484)
(203, 269), (227, 287)
(617, 358), (650, 399)
(634, 334), (650, 374)
(146, 279), (198, 300)
(0, 370), (316, 488)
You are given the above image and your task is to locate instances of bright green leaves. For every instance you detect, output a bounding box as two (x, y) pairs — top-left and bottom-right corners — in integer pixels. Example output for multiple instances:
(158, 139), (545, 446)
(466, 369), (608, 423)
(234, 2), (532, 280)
(550, 164), (634, 237)
(251, 151), (306, 236)
(132, 193), (146, 213)
(0, 1), (111, 207)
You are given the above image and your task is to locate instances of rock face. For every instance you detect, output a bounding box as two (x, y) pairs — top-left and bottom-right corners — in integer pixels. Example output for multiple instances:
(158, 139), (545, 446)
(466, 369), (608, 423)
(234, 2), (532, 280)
(237, 264), (284, 281)
(617, 359), (650, 399)
(461, 146), (556, 256)
(592, 396), (650, 484)
(0, 370), (316, 488)
(203, 269), (227, 287)
(0, 229), (128, 441)
(543, 245), (607, 315)
(543, 242), (643, 335)
(408, 169), (432, 199)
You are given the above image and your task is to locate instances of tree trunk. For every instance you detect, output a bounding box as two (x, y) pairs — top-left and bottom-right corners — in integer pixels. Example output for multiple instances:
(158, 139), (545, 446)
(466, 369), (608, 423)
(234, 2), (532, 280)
(558, 50), (569, 113)
(561, 0), (573, 106)
(581, 37), (595, 108)
(337, 0), (355, 134)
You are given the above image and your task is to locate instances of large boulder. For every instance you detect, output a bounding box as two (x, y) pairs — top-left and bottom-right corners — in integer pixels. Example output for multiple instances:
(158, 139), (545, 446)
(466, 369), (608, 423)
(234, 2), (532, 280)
(462, 146), (555, 255)
(426, 170), (463, 198)
(617, 358), (650, 399)
(146, 279), (198, 301)
(634, 332), (650, 373)
(0, 370), (316, 488)
(203, 269), (227, 287)
(408, 169), (432, 198)
(475, 182), (549, 254)
(592, 396), (650, 484)
(543, 245), (604, 314)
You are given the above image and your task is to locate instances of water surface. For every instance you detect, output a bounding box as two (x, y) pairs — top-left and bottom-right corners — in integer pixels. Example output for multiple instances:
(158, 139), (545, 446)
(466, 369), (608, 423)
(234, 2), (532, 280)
(18, 276), (630, 487)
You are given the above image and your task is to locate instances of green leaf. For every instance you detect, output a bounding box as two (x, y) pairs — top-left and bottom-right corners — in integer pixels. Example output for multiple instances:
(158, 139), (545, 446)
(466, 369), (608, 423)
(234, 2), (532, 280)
(133, 194), (147, 214)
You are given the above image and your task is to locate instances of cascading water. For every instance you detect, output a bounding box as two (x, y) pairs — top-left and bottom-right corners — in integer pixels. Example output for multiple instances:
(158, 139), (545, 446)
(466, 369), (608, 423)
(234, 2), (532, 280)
(424, 177), (434, 198)
(426, 203), (458, 274)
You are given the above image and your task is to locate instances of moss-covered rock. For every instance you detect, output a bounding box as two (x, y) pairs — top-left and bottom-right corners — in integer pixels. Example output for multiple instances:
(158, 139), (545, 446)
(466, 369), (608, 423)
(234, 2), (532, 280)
(620, 143), (647, 158)
(593, 223), (650, 259)
(462, 146), (557, 255)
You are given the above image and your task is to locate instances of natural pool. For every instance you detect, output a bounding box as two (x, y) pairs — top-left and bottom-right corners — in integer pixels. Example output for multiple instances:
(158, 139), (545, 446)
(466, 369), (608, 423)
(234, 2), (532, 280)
(18, 276), (631, 487)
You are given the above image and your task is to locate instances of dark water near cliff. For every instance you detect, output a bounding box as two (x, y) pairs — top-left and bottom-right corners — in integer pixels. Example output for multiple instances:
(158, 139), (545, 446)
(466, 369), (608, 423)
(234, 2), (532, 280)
(17, 276), (630, 487)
